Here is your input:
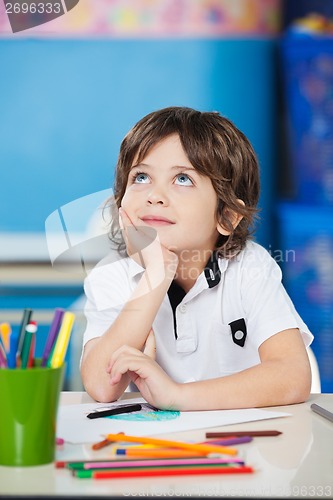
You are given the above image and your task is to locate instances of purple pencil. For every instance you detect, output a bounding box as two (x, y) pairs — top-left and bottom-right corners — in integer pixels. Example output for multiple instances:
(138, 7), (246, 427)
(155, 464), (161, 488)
(41, 308), (64, 366)
(202, 436), (253, 446)
(0, 343), (7, 368)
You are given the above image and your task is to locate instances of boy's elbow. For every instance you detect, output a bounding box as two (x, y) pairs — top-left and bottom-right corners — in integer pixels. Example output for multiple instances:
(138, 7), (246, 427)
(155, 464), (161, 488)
(80, 364), (126, 403)
(82, 375), (118, 403)
(287, 362), (312, 405)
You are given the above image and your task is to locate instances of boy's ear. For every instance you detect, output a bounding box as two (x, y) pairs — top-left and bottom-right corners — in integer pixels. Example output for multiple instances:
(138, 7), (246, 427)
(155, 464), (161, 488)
(216, 199), (245, 236)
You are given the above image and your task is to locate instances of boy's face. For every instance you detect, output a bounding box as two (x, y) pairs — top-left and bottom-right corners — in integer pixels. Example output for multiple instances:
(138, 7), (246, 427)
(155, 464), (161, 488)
(121, 134), (221, 256)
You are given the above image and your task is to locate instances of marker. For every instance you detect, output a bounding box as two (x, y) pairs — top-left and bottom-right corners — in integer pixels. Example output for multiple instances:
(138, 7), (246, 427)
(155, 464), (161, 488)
(21, 322), (37, 369)
(49, 312), (75, 368)
(87, 404), (142, 419)
(0, 323), (11, 352)
(42, 308), (64, 366)
(105, 433), (237, 456)
(6, 328), (19, 368)
(17, 308), (32, 359)
(27, 332), (36, 368)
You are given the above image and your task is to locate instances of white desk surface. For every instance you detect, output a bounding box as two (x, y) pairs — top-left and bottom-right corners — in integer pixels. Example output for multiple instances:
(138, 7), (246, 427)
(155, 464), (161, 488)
(1, 392), (332, 498)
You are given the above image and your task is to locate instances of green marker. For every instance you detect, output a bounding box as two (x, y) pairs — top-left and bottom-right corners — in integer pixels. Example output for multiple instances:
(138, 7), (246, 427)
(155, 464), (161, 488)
(20, 323), (36, 368)
(17, 309), (32, 358)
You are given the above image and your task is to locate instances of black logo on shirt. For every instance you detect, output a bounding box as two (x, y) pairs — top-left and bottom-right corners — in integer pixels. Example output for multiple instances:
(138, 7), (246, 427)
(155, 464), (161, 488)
(229, 318), (247, 347)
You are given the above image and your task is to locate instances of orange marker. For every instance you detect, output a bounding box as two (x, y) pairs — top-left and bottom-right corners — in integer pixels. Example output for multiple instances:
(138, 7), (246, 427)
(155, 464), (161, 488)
(0, 323), (11, 352)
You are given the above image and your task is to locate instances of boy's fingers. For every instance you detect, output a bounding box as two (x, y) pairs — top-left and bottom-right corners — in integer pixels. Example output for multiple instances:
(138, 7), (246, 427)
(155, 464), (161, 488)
(119, 207), (137, 230)
(126, 226), (158, 253)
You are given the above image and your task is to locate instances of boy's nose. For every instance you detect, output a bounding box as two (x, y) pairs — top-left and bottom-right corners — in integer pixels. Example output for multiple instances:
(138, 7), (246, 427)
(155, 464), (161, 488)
(147, 186), (169, 205)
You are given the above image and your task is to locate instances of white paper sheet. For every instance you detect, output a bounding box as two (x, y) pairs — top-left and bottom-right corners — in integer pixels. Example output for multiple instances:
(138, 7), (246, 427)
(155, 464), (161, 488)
(57, 397), (291, 444)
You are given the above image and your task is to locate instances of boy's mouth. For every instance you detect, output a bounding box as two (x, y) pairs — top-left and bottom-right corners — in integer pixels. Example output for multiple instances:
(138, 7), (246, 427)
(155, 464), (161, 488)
(140, 215), (175, 226)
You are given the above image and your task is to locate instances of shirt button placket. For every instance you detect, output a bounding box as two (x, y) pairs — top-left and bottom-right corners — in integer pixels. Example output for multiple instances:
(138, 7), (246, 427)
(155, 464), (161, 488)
(179, 303), (187, 313)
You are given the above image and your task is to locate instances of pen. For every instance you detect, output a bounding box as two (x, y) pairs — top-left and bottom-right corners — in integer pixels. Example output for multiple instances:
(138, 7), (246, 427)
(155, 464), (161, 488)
(87, 404), (142, 419)
(105, 433), (237, 456)
(206, 430), (282, 438)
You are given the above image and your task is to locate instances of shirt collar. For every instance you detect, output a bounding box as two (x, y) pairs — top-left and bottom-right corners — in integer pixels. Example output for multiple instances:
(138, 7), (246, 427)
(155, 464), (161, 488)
(127, 251), (229, 286)
(204, 251), (228, 288)
(128, 257), (145, 278)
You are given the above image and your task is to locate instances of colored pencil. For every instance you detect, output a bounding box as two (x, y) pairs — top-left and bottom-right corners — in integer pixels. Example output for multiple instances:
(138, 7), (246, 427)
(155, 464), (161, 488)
(115, 448), (206, 459)
(206, 430), (282, 438)
(201, 436), (252, 446)
(82, 457), (245, 470)
(0, 342), (7, 368)
(92, 438), (113, 451)
(41, 308), (64, 366)
(50, 311), (75, 368)
(75, 465), (254, 479)
(106, 433), (237, 456)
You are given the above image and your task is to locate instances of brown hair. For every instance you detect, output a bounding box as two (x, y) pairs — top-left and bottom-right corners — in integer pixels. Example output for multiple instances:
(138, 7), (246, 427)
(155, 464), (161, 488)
(109, 106), (260, 258)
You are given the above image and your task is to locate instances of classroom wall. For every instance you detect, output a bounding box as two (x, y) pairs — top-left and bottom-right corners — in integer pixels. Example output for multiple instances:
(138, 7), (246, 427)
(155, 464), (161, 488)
(0, 38), (279, 388)
(0, 38), (278, 257)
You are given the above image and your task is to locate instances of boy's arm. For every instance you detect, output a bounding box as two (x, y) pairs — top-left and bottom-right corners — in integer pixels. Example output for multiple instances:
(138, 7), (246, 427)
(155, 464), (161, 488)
(108, 328), (312, 410)
(81, 264), (174, 402)
(81, 208), (178, 403)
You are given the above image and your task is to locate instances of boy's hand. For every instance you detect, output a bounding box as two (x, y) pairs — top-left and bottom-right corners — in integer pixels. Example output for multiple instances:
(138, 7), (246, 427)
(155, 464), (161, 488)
(119, 208), (178, 279)
(106, 345), (181, 410)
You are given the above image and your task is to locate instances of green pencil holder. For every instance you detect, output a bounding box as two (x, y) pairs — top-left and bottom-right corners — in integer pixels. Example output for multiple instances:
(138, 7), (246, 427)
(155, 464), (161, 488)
(0, 359), (64, 466)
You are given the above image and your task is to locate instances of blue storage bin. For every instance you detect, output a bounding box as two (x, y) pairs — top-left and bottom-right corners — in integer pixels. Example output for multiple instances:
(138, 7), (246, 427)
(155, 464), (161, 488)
(278, 202), (333, 392)
(281, 35), (333, 204)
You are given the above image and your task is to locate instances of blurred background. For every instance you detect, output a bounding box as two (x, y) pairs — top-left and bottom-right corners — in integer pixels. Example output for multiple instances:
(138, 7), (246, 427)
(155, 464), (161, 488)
(0, 0), (332, 391)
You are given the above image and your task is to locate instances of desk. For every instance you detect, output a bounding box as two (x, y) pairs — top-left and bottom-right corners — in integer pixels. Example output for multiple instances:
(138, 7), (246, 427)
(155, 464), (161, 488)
(1, 393), (332, 498)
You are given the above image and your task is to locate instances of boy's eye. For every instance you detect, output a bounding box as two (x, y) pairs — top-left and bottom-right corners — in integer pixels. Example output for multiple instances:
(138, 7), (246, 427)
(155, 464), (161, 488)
(175, 174), (193, 186)
(133, 172), (150, 184)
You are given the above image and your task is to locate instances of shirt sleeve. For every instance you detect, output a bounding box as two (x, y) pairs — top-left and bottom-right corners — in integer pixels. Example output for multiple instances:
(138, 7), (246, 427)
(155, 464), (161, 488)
(82, 258), (133, 347)
(240, 244), (314, 350)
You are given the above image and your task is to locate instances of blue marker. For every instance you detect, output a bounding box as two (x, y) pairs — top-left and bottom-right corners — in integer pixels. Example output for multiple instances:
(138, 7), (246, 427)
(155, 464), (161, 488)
(7, 328), (19, 368)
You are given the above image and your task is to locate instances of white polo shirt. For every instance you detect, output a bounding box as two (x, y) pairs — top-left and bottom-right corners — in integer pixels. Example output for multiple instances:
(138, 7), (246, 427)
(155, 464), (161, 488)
(82, 241), (313, 384)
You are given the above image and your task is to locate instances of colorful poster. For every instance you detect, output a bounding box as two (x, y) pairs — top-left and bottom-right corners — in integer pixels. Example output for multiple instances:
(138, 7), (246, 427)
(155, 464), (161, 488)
(0, 0), (281, 37)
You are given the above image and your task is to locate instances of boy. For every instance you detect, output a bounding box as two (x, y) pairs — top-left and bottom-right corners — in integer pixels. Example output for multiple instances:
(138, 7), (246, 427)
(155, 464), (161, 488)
(80, 106), (313, 409)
